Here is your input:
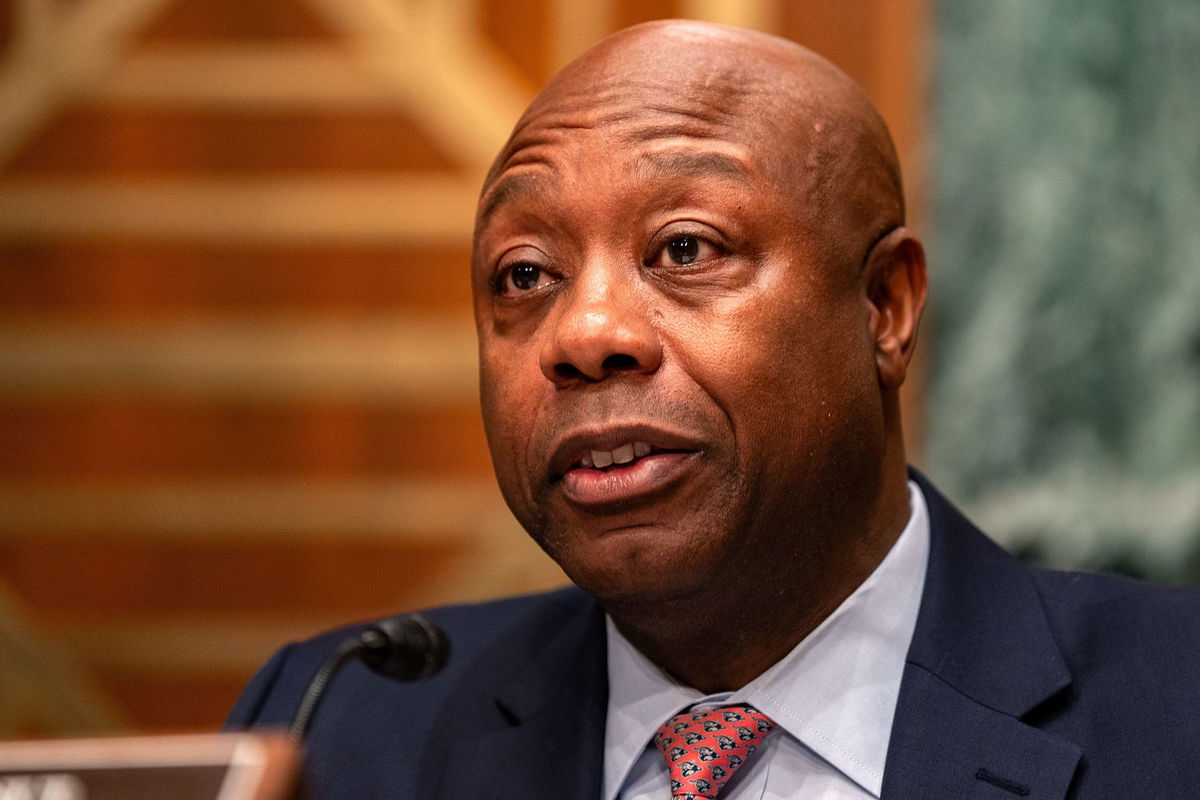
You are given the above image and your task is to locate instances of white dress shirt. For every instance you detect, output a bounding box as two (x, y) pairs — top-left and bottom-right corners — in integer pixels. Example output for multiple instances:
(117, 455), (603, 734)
(603, 481), (930, 800)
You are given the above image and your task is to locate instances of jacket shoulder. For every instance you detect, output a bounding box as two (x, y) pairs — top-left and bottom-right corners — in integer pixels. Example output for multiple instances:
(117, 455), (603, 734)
(225, 586), (600, 799)
(1031, 567), (1200, 667)
(225, 585), (593, 730)
(1027, 567), (1200, 769)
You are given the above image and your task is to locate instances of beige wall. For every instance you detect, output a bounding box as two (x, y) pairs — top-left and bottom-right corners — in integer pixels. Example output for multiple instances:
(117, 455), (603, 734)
(0, 0), (928, 735)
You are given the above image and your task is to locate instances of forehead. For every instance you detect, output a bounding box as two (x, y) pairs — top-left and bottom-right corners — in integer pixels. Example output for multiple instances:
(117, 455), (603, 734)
(478, 143), (759, 229)
(476, 63), (794, 226)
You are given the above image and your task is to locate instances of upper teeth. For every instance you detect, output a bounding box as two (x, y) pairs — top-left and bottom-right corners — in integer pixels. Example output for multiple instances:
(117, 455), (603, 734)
(581, 441), (652, 469)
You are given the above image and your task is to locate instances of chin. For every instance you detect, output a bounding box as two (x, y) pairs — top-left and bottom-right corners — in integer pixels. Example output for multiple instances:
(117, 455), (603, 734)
(549, 525), (719, 605)
(575, 569), (706, 607)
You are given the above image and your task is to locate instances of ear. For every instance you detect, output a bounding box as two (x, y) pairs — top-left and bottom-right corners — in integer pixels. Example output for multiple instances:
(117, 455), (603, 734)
(863, 227), (927, 389)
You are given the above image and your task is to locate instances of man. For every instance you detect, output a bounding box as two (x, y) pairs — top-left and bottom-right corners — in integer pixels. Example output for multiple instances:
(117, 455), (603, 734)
(228, 20), (1200, 799)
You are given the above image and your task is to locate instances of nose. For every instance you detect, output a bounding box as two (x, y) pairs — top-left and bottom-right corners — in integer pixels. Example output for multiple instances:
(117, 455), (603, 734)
(538, 263), (663, 386)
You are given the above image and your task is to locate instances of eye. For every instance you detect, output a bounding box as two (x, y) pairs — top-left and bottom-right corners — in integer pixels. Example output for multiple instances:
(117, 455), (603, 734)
(497, 262), (557, 296)
(667, 236), (700, 264)
(651, 234), (721, 268)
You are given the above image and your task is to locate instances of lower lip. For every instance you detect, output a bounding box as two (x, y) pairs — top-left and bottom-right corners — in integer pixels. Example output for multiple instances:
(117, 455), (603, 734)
(559, 452), (697, 511)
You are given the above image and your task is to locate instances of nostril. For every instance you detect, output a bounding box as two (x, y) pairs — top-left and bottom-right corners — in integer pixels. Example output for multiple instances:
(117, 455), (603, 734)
(546, 350), (654, 385)
(551, 354), (639, 383)
(602, 353), (639, 371)
(553, 362), (586, 381)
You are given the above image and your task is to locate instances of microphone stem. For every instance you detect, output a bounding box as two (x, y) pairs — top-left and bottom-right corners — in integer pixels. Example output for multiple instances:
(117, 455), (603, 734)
(288, 636), (367, 742)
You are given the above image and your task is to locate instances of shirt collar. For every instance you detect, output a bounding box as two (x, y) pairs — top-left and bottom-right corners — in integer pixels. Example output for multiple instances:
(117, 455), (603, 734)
(603, 480), (930, 799)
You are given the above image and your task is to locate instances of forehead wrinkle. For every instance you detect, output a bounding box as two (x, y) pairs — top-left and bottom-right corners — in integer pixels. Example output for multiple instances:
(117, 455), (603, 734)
(479, 144), (756, 232)
(633, 150), (755, 185)
(487, 62), (766, 181)
(480, 110), (755, 228)
(509, 73), (755, 141)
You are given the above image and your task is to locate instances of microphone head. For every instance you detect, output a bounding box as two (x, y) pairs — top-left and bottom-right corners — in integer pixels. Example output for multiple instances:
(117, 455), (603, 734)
(358, 613), (450, 681)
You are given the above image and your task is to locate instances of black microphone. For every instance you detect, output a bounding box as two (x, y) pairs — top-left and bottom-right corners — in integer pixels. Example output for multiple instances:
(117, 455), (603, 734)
(289, 613), (449, 741)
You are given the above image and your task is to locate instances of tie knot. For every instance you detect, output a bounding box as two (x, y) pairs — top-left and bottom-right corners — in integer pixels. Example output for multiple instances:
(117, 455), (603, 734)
(653, 705), (777, 799)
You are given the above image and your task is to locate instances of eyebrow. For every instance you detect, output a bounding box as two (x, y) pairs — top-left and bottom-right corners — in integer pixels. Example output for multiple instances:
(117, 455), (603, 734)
(477, 171), (551, 228)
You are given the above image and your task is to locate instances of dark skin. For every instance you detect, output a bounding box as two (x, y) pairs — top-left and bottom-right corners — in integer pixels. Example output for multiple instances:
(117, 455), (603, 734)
(472, 20), (927, 693)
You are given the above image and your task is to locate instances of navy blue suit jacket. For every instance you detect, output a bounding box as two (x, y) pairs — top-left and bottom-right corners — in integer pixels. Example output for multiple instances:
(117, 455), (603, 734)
(227, 475), (1200, 798)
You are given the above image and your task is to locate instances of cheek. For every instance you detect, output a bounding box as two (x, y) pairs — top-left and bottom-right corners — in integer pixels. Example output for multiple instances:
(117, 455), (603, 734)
(671, 284), (876, 451)
(478, 347), (537, 476)
(478, 333), (569, 515)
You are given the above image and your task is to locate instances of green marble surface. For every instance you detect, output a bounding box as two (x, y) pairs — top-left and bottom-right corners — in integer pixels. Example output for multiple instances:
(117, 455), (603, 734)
(927, 0), (1200, 581)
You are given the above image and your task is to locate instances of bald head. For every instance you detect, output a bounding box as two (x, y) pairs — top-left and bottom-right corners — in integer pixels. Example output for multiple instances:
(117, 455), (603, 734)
(483, 20), (905, 272)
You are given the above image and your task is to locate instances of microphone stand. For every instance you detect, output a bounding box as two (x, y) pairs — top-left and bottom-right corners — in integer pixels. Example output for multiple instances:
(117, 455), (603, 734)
(289, 614), (449, 741)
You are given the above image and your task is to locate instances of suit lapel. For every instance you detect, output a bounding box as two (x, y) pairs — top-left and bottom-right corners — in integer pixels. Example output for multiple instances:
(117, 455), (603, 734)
(883, 474), (1081, 799)
(883, 665), (1081, 800)
(426, 594), (608, 800)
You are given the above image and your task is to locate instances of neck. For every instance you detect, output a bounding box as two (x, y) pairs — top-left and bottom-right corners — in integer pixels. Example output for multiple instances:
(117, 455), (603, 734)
(604, 453), (911, 694)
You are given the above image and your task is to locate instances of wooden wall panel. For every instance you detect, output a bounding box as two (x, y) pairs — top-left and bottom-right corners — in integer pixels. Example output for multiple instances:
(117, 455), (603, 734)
(0, 0), (928, 735)
(1, 244), (475, 312)
(614, 0), (684, 32)
(92, 674), (257, 732)
(0, 2), (13, 57)
(0, 538), (468, 618)
(481, 0), (556, 86)
(142, 0), (338, 41)
(0, 400), (490, 477)
(7, 110), (458, 173)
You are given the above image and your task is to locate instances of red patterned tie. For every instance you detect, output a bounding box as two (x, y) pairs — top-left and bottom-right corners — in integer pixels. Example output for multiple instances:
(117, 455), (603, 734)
(653, 705), (777, 799)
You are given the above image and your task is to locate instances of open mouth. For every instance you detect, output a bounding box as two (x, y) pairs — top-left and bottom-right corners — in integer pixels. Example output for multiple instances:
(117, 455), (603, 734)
(551, 428), (701, 509)
(549, 425), (703, 488)
(571, 442), (696, 472)
(574, 441), (653, 471)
